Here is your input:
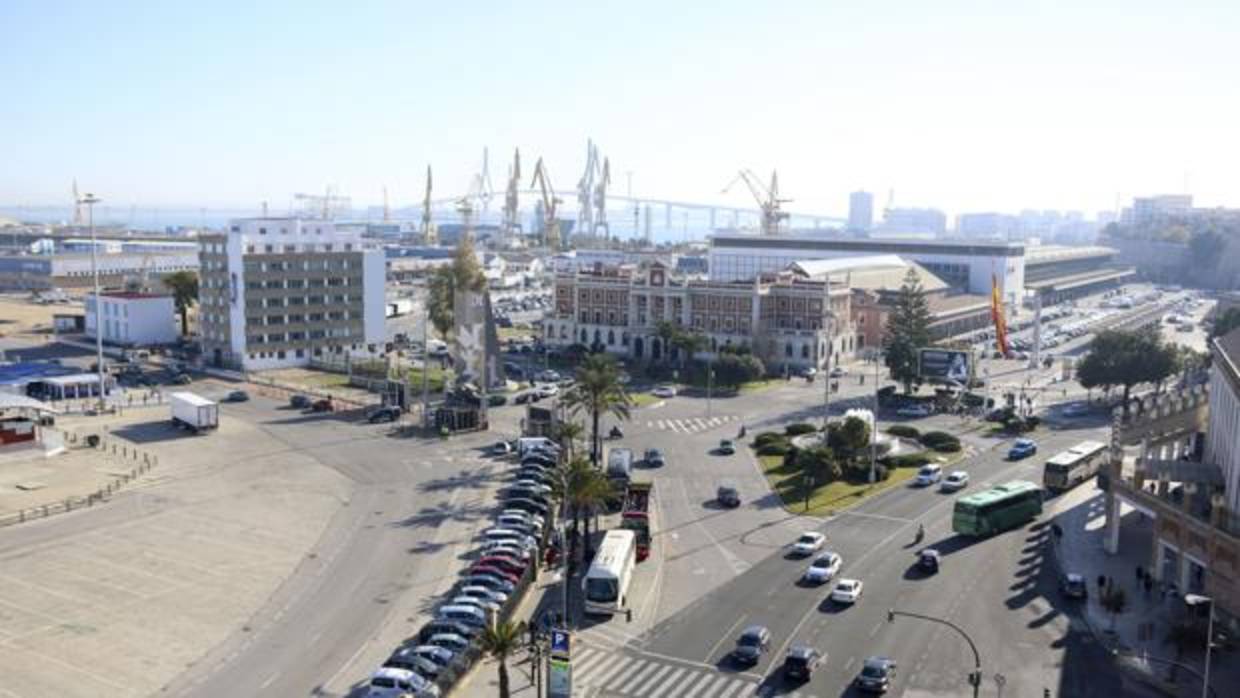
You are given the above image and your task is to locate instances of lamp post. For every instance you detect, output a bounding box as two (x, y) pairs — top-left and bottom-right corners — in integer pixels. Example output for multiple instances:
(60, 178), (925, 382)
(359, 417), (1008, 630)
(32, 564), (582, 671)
(869, 350), (882, 483)
(1183, 593), (1215, 698)
(80, 193), (105, 411)
(888, 608), (982, 698)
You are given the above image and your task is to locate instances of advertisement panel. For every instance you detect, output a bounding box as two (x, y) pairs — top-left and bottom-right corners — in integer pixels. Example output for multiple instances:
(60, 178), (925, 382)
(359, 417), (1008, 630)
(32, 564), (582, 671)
(547, 657), (572, 698)
(919, 348), (971, 383)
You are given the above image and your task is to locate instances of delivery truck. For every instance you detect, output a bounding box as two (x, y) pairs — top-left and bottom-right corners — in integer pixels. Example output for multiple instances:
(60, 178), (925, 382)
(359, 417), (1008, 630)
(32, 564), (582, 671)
(170, 392), (219, 433)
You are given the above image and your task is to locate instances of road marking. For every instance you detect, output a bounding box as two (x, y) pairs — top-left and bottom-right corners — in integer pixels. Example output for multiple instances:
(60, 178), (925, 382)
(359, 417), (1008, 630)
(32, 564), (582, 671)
(615, 660), (658, 693)
(835, 509), (913, 524)
(680, 672), (716, 698)
(647, 667), (688, 698)
(704, 613), (748, 663)
(844, 655), (856, 670)
(631, 664), (674, 694)
(260, 672), (280, 689)
(868, 621), (883, 638)
(587, 652), (632, 686)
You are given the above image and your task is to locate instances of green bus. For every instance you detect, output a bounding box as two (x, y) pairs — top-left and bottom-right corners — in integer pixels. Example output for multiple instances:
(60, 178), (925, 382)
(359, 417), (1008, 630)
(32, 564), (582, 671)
(952, 480), (1043, 537)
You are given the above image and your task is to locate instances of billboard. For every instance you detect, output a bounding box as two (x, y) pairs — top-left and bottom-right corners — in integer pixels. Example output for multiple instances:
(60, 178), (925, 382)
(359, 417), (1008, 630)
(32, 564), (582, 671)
(919, 348), (971, 383)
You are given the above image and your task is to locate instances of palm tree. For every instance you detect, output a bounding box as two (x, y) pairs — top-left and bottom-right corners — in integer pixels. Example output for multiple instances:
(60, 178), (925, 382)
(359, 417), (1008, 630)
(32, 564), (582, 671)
(554, 420), (585, 461)
(480, 619), (527, 698)
(161, 271), (199, 337)
(654, 320), (679, 365)
(562, 353), (632, 466)
(551, 457), (615, 559)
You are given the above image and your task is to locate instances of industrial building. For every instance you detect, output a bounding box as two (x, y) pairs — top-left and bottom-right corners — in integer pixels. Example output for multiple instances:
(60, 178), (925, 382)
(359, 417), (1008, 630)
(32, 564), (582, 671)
(85, 292), (178, 346)
(1023, 245), (1135, 304)
(0, 250), (199, 291)
(196, 218), (386, 371)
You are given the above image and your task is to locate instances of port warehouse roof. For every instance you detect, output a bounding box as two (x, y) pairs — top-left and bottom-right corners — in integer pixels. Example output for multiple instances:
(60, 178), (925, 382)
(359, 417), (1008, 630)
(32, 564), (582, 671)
(0, 393), (59, 413)
(0, 362), (83, 387)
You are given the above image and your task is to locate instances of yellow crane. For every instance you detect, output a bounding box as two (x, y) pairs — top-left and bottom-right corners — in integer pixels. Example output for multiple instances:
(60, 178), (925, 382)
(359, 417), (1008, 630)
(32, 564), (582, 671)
(721, 169), (791, 235)
(530, 157), (562, 250)
(502, 148), (523, 241)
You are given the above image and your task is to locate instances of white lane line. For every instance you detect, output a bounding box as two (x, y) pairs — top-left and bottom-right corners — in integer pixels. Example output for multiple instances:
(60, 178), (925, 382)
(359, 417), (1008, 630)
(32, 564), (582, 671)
(575, 648), (610, 675)
(631, 665), (674, 695)
(647, 667), (688, 698)
(703, 613), (748, 664)
(615, 660), (659, 693)
(260, 672), (280, 689)
(868, 621), (883, 638)
(587, 653), (631, 686)
(686, 674), (723, 698)
(719, 677), (751, 698)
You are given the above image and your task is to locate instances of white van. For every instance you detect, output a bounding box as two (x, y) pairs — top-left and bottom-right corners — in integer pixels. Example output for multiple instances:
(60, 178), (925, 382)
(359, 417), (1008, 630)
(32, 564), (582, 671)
(915, 464), (943, 486)
(436, 604), (488, 628)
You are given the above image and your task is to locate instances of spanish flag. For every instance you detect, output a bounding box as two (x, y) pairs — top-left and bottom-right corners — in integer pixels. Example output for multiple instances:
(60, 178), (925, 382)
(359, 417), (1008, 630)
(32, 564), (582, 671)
(991, 274), (1009, 356)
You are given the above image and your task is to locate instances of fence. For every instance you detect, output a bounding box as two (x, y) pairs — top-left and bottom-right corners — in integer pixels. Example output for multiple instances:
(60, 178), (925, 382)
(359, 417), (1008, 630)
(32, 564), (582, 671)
(246, 375), (378, 413)
(46, 390), (169, 417)
(0, 429), (161, 529)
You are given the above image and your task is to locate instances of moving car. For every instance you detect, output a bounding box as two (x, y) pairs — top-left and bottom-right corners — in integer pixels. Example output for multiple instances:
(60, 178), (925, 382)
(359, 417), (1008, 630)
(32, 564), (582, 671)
(799, 367), (818, 379)
(855, 656), (898, 693)
(914, 464), (942, 486)
(896, 404), (931, 418)
(940, 471), (969, 492)
(718, 439), (736, 455)
(1060, 572), (1088, 599)
(171, 373), (193, 385)
(1008, 438), (1038, 460)
(918, 549), (941, 573)
(830, 578), (864, 604)
(802, 552), (842, 584)
(290, 394), (312, 409)
(829, 366), (846, 378)
(717, 482), (741, 508)
(1061, 403), (1091, 418)
(730, 625), (771, 666)
(224, 390), (249, 403)
(644, 448), (666, 467)
(651, 385), (677, 398)
(783, 645), (824, 682)
(792, 532), (826, 556)
(535, 383), (559, 398)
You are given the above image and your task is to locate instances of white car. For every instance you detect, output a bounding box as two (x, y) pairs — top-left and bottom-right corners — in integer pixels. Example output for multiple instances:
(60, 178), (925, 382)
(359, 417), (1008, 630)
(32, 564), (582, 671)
(511, 479), (552, 495)
(458, 585), (509, 605)
(450, 594), (501, 614)
(802, 552), (842, 584)
(914, 464), (943, 486)
(792, 532), (826, 556)
(896, 404), (932, 418)
(652, 385), (677, 398)
(940, 471), (969, 492)
(535, 383), (559, 398)
(829, 366), (846, 378)
(366, 666), (440, 698)
(831, 578), (864, 604)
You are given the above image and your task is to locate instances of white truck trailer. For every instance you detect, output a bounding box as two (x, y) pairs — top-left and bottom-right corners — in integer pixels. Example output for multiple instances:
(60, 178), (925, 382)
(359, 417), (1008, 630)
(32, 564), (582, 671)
(170, 392), (219, 432)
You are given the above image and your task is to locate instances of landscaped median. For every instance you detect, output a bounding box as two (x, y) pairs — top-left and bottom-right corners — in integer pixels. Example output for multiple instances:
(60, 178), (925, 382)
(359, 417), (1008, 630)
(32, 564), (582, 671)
(751, 420), (967, 516)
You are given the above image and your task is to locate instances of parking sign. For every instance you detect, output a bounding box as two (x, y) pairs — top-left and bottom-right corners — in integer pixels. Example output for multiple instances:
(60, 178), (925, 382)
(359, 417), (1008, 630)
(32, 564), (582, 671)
(550, 628), (571, 657)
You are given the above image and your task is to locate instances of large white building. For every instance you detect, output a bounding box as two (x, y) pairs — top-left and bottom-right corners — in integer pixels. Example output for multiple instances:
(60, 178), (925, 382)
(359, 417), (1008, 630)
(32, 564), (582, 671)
(196, 218), (386, 371)
(848, 191), (873, 232)
(1207, 328), (1240, 514)
(708, 234), (1026, 308)
(85, 292), (178, 346)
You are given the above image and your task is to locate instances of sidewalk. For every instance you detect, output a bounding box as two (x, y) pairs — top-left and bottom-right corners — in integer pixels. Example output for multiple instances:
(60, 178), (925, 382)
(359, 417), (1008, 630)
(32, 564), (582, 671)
(1048, 483), (1236, 697)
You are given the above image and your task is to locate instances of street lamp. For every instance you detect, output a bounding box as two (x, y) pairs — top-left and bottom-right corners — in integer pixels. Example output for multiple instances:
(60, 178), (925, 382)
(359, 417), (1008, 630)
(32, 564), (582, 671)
(1183, 593), (1215, 698)
(888, 608), (983, 698)
(869, 349), (883, 483)
(79, 192), (106, 411)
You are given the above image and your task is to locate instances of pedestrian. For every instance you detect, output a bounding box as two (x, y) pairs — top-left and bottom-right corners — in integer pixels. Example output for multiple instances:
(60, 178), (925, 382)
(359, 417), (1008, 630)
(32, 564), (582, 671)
(625, 608), (633, 623)
(1097, 574), (1107, 592)
(1144, 575), (1153, 597)
(1136, 565), (1144, 582)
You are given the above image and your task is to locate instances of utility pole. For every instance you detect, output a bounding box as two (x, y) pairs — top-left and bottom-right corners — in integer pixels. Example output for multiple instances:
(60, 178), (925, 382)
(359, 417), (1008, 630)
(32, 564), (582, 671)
(888, 609), (982, 698)
(870, 350), (881, 483)
(81, 192), (105, 411)
(421, 306), (430, 429)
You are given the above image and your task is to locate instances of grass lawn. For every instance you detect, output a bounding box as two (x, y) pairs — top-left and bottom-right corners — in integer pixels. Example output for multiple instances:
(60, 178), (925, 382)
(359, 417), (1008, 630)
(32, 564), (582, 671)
(758, 453), (922, 516)
(630, 392), (662, 408)
(738, 379), (786, 394)
(294, 372), (351, 388)
(406, 366), (448, 392)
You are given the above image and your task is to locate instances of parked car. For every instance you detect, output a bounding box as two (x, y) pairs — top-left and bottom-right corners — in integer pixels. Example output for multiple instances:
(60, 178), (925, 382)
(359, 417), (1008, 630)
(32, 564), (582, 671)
(896, 404), (931, 418)
(171, 373), (193, 385)
(730, 625), (771, 666)
(290, 394), (312, 409)
(418, 620), (477, 642)
(1008, 438), (1038, 460)
(407, 644), (455, 668)
(792, 532), (826, 556)
(1061, 403), (1091, 418)
(718, 439), (736, 455)
(651, 385), (677, 398)
(425, 632), (471, 653)
(783, 645), (825, 682)
(224, 390), (249, 403)
(829, 366), (846, 378)
(534, 383), (559, 398)
(644, 448), (666, 467)
(383, 648), (444, 679)
(364, 666), (439, 698)
(368, 406), (401, 423)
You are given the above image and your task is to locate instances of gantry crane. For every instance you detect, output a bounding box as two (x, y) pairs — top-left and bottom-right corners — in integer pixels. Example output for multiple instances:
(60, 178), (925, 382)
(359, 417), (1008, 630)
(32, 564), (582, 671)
(293, 186), (351, 220)
(530, 157), (563, 250)
(502, 148), (523, 241)
(721, 169), (791, 235)
(593, 156), (611, 239)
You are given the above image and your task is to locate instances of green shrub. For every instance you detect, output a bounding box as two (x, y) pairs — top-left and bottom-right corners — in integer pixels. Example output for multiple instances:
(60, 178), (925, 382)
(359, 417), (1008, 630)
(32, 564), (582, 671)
(886, 425), (920, 439)
(753, 431), (786, 447)
(930, 441), (963, 453)
(880, 453), (931, 469)
(874, 464), (890, 481)
(784, 422), (817, 436)
(757, 441), (791, 456)
(919, 430), (960, 449)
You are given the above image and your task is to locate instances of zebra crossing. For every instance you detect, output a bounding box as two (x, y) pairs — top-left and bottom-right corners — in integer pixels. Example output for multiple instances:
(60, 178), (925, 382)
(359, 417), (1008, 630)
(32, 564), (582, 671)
(571, 645), (826, 698)
(644, 414), (737, 434)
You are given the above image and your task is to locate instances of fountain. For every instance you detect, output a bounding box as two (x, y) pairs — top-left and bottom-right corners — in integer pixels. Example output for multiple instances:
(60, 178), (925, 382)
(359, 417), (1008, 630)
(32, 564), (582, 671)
(788, 408), (914, 457)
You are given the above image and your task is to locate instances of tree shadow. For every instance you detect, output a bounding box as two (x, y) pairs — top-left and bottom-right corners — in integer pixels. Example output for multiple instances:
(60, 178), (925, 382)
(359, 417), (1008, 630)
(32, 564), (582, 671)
(417, 467), (500, 494)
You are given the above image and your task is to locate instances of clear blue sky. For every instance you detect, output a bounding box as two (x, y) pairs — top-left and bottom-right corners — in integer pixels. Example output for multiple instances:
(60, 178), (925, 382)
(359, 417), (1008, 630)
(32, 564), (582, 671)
(3, 0), (1237, 219)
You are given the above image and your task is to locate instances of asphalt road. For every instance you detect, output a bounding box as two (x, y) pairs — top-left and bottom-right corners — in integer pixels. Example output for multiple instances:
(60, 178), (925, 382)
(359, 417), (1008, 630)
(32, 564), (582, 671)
(559, 376), (1164, 698)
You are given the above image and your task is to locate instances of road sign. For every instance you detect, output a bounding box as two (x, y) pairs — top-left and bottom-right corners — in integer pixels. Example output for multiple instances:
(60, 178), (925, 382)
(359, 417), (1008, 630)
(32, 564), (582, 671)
(548, 656), (572, 697)
(550, 628), (571, 657)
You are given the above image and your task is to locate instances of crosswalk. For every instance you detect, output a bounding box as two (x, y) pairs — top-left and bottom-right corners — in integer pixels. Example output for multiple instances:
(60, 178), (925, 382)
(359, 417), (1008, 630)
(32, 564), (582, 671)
(644, 415), (738, 434)
(571, 645), (826, 698)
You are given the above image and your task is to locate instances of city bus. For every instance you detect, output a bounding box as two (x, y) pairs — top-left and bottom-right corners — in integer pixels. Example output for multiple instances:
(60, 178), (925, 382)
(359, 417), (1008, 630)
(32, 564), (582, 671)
(952, 481), (1043, 537)
(1042, 441), (1108, 492)
(582, 529), (636, 616)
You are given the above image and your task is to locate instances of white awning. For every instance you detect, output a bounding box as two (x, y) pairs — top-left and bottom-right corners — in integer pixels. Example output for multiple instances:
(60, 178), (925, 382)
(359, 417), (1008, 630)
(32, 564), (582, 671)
(0, 393), (60, 413)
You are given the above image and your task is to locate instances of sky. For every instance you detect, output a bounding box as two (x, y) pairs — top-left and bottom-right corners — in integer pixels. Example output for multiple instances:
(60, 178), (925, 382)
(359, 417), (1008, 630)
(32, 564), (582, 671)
(2, 0), (1238, 221)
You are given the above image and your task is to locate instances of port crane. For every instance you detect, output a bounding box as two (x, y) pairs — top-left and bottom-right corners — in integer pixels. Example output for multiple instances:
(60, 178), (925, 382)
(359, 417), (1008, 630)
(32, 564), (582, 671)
(721, 169), (790, 235)
(293, 186), (351, 219)
(530, 157), (563, 250)
(421, 165), (437, 245)
(502, 148), (523, 241)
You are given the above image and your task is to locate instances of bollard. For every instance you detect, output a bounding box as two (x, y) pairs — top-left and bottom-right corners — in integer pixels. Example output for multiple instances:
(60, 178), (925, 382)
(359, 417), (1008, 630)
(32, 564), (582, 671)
(65, 498), (71, 512)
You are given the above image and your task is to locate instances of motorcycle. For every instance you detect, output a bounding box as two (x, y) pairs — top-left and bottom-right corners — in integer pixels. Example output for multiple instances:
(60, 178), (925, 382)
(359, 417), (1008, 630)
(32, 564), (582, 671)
(608, 426), (624, 440)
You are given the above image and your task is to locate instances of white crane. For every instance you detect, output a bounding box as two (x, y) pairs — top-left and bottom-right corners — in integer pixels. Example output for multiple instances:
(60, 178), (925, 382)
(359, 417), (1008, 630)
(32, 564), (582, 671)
(502, 148), (523, 242)
(421, 165), (437, 245)
(593, 156), (611, 239)
(576, 139), (599, 237)
(531, 157), (562, 250)
(721, 169), (790, 236)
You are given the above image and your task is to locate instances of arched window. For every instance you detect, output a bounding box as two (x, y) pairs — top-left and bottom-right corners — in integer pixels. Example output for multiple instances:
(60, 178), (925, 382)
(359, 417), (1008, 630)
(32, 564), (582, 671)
(594, 329), (602, 345)
(580, 329), (588, 343)
(608, 330), (615, 345)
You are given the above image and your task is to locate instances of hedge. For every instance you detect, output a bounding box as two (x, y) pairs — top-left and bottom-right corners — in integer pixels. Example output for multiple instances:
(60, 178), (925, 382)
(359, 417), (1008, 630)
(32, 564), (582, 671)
(880, 453), (931, 469)
(886, 425), (920, 439)
(919, 431), (960, 448)
(757, 441), (792, 456)
(753, 432), (787, 447)
(930, 441), (962, 453)
(784, 422), (817, 436)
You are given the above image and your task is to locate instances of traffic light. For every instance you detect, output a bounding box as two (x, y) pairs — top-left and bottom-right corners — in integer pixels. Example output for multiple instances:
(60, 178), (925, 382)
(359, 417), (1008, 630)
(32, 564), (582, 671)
(887, 609), (895, 623)
(968, 671), (982, 687)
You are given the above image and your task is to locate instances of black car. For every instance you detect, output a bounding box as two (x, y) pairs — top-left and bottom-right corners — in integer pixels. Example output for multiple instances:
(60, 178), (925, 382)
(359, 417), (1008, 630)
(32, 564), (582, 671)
(514, 469), (553, 485)
(368, 406), (401, 423)
(290, 394), (312, 409)
(644, 448), (666, 468)
(488, 394), (508, 407)
(504, 488), (549, 505)
(783, 645), (824, 681)
(717, 483), (741, 508)
(1060, 573), (1088, 599)
(224, 390), (250, 403)
(918, 549), (940, 573)
(418, 620), (477, 643)
(855, 656), (897, 693)
(731, 625), (771, 666)
(383, 649), (442, 679)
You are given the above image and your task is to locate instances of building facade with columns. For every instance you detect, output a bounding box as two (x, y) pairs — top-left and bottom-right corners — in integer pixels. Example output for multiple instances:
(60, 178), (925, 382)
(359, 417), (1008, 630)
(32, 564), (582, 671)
(543, 263), (856, 372)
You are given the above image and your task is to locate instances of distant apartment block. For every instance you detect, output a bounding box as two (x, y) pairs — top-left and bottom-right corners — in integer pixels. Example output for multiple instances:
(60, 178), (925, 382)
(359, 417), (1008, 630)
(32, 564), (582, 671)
(85, 292), (177, 346)
(196, 218), (385, 371)
(848, 191), (873, 232)
(956, 212), (1016, 238)
(1123, 195), (1194, 225)
(880, 207), (946, 236)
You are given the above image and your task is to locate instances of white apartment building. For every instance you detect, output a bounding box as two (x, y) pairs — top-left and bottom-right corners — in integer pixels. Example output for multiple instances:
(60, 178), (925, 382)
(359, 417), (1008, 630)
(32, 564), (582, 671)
(85, 292), (177, 346)
(197, 218), (386, 371)
(1207, 328), (1240, 514)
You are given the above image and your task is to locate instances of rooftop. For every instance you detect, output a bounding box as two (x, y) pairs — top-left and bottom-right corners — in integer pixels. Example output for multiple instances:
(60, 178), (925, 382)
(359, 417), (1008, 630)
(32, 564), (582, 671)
(94, 291), (172, 300)
(1212, 326), (1240, 393)
(789, 255), (949, 294)
(1026, 244), (1117, 264)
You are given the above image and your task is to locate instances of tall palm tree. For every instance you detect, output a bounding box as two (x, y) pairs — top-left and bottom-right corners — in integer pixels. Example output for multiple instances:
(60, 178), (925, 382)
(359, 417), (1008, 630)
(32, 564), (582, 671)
(480, 619), (526, 698)
(674, 331), (708, 374)
(554, 420), (585, 461)
(654, 320), (679, 365)
(161, 271), (199, 337)
(562, 353), (632, 465)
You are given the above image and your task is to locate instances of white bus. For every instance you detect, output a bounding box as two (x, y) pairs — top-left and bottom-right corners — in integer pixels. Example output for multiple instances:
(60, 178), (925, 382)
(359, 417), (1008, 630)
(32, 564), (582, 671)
(583, 529), (636, 616)
(1042, 440), (1108, 492)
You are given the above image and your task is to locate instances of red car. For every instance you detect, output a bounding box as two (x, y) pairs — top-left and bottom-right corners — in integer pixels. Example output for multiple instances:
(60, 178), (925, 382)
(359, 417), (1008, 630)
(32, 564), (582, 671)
(311, 398), (334, 412)
(476, 555), (526, 575)
(469, 565), (520, 585)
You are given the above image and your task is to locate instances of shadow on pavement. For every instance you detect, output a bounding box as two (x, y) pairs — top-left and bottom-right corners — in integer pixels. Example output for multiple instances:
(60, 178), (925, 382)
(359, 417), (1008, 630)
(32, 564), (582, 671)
(111, 421), (203, 443)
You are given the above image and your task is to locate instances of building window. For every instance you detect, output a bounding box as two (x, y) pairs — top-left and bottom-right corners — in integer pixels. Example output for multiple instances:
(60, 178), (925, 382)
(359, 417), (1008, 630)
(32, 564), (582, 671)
(607, 330), (615, 345)
(802, 344), (810, 359)
(785, 342), (793, 357)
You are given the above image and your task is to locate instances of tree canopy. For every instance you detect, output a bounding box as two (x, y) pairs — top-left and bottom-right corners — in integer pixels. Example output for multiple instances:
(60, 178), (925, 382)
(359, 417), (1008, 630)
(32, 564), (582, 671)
(883, 268), (932, 393)
(1210, 307), (1240, 341)
(161, 271), (199, 337)
(426, 236), (487, 341)
(1077, 328), (1181, 407)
